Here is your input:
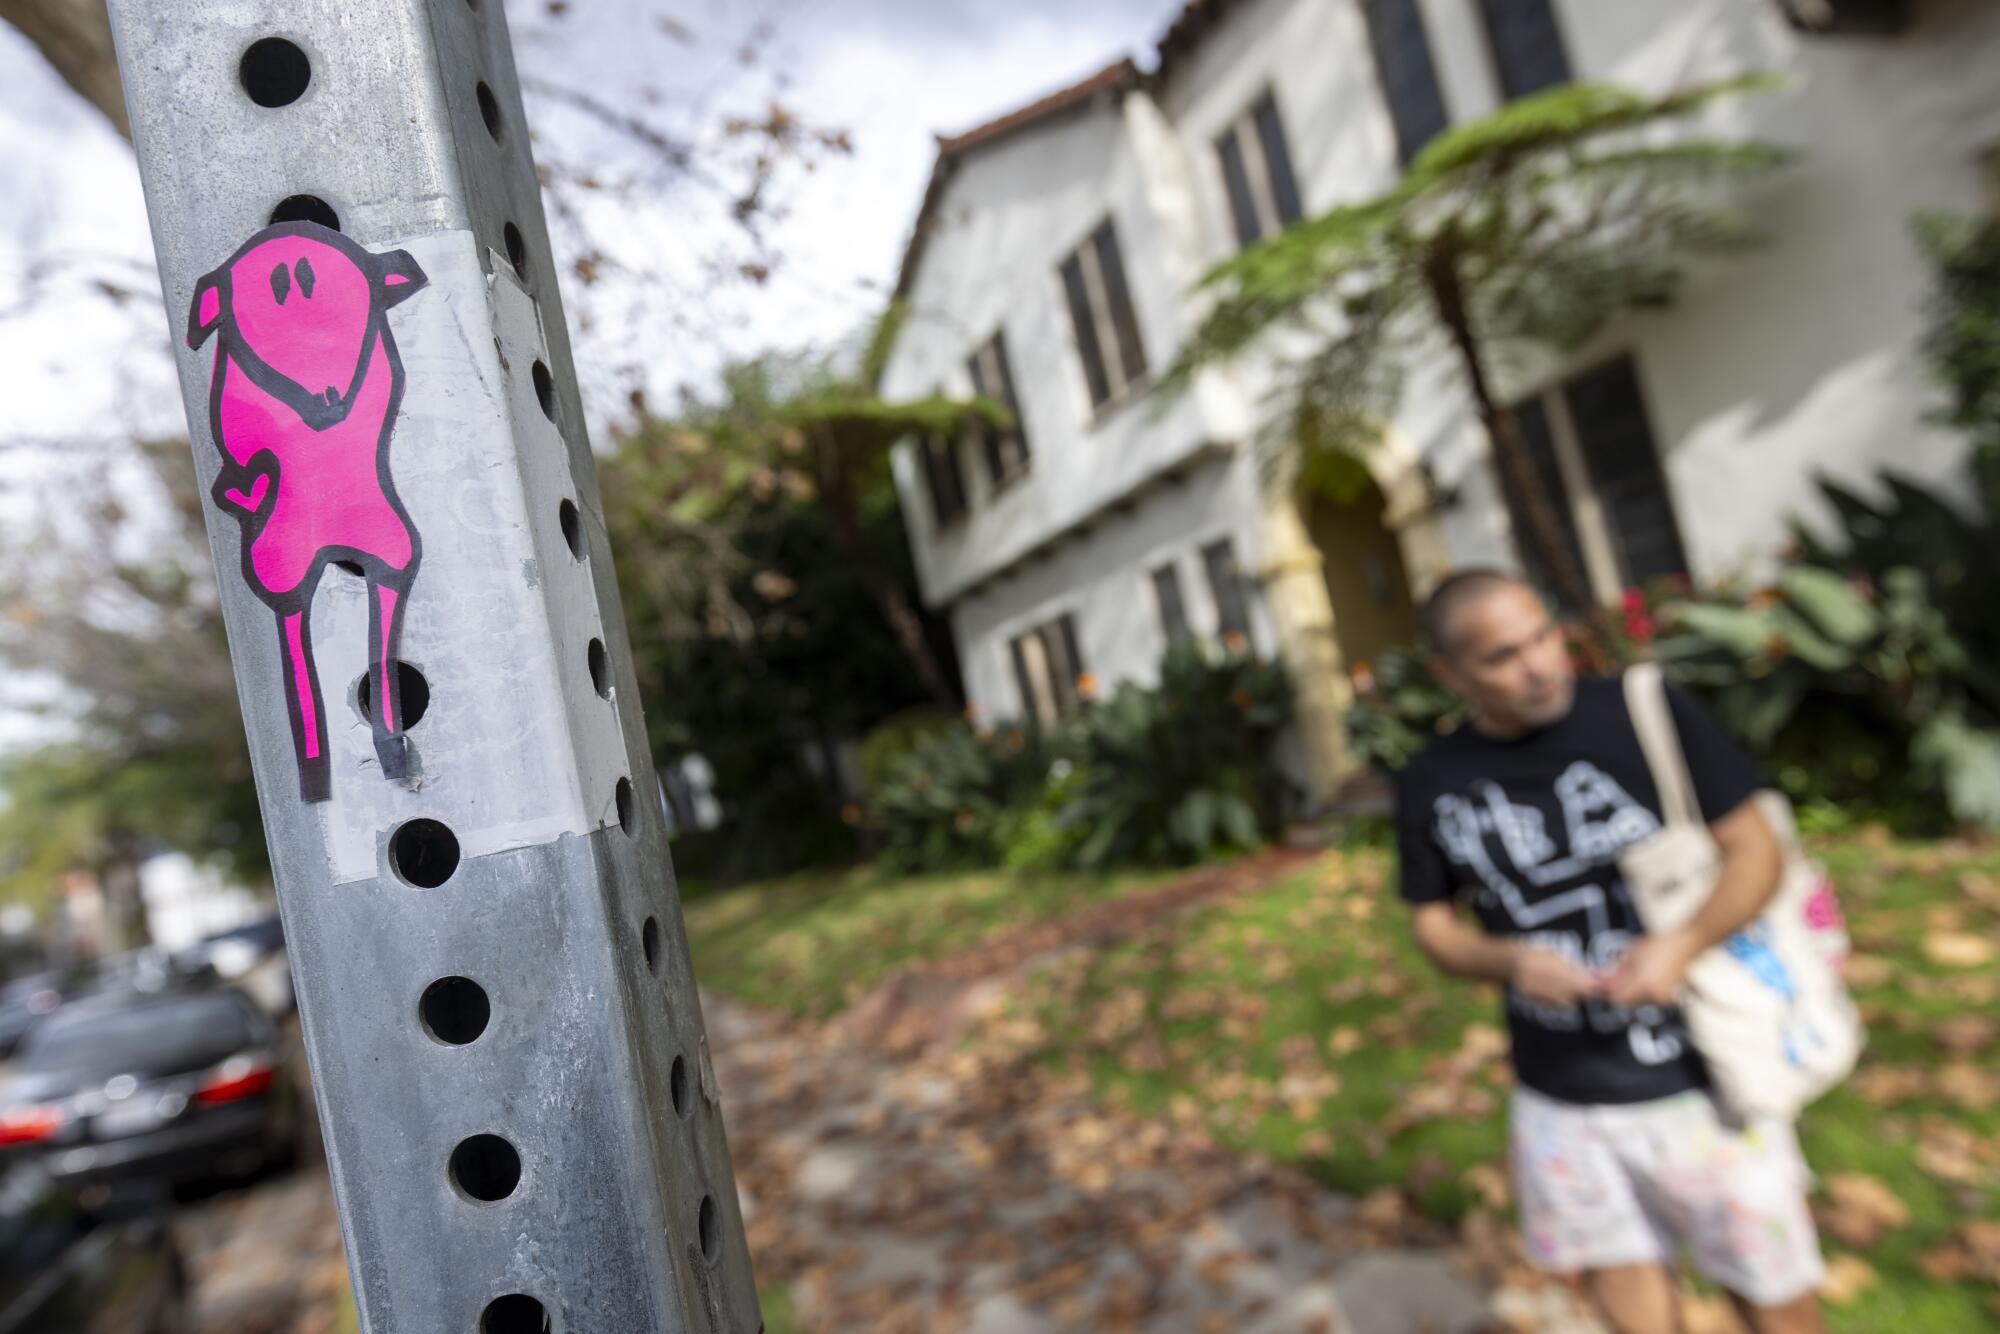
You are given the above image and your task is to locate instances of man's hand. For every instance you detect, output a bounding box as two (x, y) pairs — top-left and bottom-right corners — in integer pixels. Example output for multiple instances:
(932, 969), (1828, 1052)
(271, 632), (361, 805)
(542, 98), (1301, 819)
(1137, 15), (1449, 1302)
(1602, 931), (1699, 1008)
(1509, 947), (1600, 1009)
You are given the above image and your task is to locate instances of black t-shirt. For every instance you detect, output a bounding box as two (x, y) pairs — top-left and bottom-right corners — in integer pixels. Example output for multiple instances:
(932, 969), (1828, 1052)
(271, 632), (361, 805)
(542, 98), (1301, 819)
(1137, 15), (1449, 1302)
(1394, 673), (1764, 1105)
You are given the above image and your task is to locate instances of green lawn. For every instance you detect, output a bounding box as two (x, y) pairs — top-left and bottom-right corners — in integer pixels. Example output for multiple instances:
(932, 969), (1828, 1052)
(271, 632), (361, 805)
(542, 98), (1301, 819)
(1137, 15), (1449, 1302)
(680, 862), (1171, 1019)
(979, 832), (2000, 1331)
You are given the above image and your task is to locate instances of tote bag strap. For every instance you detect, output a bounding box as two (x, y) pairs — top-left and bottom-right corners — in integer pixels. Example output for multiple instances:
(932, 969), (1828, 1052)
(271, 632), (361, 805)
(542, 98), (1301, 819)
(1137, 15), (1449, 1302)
(1622, 662), (1703, 831)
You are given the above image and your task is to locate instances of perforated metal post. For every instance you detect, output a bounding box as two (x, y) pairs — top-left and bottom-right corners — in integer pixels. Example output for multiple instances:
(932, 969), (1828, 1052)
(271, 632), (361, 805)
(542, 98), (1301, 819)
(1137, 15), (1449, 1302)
(108, 4), (759, 1330)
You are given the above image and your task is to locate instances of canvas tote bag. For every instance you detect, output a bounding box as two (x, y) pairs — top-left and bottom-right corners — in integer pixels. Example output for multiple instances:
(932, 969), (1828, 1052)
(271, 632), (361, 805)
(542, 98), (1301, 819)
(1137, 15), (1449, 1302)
(1618, 663), (1863, 1122)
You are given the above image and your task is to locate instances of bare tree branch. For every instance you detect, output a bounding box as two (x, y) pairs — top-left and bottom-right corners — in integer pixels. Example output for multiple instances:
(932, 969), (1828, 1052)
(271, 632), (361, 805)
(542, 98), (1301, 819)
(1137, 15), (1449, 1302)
(0, 0), (127, 139)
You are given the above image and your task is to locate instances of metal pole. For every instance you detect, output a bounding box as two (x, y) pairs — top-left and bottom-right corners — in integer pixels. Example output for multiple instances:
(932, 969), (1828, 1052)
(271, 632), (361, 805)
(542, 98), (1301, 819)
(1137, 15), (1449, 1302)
(107, 4), (759, 1330)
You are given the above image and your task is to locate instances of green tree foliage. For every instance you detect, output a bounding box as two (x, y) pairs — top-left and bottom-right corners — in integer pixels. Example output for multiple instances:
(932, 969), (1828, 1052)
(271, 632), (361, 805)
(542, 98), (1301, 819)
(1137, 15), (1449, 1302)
(0, 437), (263, 916)
(602, 339), (994, 877)
(871, 645), (1295, 873)
(1169, 78), (1788, 614)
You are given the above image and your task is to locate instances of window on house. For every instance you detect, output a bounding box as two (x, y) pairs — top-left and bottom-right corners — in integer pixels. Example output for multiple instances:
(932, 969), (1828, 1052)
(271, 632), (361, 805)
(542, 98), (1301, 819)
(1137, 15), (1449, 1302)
(1499, 355), (1688, 603)
(1009, 613), (1086, 725)
(967, 331), (1030, 487)
(1201, 539), (1253, 648)
(1152, 563), (1192, 648)
(1360, 0), (1450, 164)
(1494, 396), (1590, 609)
(1564, 358), (1690, 587)
(1059, 218), (1148, 411)
(917, 432), (967, 528)
(1478, 0), (1572, 101)
(1216, 91), (1304, 249)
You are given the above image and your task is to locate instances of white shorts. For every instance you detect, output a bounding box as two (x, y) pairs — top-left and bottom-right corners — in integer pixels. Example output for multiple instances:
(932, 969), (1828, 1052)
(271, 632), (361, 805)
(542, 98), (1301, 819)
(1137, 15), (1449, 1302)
(1510, 1086), (1825, 1307)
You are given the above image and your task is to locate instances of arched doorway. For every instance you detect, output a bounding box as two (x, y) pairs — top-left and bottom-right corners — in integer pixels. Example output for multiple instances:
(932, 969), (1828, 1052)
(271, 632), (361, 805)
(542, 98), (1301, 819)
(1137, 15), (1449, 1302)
(1305, 478), (1420, 676)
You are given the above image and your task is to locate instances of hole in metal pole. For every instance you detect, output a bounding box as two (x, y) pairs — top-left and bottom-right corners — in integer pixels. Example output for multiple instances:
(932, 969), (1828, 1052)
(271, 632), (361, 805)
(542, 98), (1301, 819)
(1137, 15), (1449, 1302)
(559, 499), (583, 560)
(270, 194), (340, 231)
(671, 1054), (690, 1118)
(477, 81), (503, 142)
(449, 1133), (522, 1203)
(390, 819), (460, 888)
(532, 360), (556, 421)
(642, 916), (661, 976)
(479, 1294), (547, 1334)
(698, 1195), (719, 1264)
(356, 662), (430, 728)
(588, 639), (610, 699)
(241, 38), (311, 108)
(504, 222), (528, 278)
(616, 778), (635, 836)
(419, 976), (490, 1046)
(331, 558), (364, 576)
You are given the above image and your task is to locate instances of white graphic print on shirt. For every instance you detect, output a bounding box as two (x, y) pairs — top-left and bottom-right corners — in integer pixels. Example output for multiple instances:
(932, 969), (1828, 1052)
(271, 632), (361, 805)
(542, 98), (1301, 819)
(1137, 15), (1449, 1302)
(1431, 760), (1684, 1064)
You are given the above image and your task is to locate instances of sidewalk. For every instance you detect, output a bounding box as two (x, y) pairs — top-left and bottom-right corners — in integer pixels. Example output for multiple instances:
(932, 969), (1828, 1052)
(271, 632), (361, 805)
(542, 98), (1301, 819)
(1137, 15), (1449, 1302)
(710, 993), (1525, 1333)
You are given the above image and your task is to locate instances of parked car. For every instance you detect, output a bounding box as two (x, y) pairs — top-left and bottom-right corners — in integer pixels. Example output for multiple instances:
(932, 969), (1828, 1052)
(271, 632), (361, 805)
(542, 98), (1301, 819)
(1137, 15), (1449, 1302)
(178, 915), (293, 1017)
(0, 1161), (190, 1333)
(0, 967), (87, 1060)
(0, 986), (302, 1188)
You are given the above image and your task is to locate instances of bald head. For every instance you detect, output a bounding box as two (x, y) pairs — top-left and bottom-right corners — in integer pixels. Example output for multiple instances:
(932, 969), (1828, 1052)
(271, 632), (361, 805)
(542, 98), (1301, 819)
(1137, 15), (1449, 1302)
(1421, 568), (1538, 657)
(1422, 569), (1577, 737)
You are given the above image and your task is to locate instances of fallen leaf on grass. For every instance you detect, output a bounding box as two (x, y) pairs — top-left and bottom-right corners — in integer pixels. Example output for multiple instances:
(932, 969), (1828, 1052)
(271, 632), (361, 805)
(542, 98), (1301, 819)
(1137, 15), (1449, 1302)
(1356, 1186), (1410, 1234)
(1923, 931), (1996, 968)
(1935, 1062), (2000, 1111)
(1842, 955), (1894, 989)
(1933, 1014), (2000, 1056)
(1819, 1253), (1878, 1305)
(1463, 1162), (1512, 1210)
(1326, 1026), (1362, 1057)
(1959, 870), (2000, 911)
(1914, 1118), (1998, 1188)
(1851, 1063), (1931, 1106)
(1818, 1172), (1910, 1247)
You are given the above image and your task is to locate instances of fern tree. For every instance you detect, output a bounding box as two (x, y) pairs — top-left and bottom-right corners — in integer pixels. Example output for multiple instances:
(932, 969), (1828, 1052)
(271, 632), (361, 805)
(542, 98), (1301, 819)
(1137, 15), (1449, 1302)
(1169, 78), (1789, 618)
(605, 314), (1000, 721)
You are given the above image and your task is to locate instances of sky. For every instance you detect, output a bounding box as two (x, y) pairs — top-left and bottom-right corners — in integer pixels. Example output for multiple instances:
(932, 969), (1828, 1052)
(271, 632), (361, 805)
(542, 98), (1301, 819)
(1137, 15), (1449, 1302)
(0, 0), (1181, 750)
(0, 0), (1184, 445)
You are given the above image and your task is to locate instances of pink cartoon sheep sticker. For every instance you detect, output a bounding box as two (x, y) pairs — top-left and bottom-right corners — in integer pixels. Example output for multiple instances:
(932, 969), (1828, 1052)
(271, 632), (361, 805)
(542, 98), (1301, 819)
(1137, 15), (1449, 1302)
(188, 220), (427, 802)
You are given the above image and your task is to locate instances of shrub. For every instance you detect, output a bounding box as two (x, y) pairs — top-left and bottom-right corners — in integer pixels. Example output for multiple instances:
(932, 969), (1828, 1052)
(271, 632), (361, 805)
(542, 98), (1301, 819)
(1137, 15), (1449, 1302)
(871, 719), (1077, 872)
(1653, 563), (2000, 829)
(1056, 644), (1294, 869)
(857, 707), (959, 797)
(1344, 646), (1462, 773)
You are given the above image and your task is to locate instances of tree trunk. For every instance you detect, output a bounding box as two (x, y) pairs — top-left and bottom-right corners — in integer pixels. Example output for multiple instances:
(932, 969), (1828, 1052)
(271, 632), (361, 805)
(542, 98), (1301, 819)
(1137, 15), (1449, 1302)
(816, 441), (962, 711)
(1421, 241), (1602, 625)
(1, 0), (129, 139)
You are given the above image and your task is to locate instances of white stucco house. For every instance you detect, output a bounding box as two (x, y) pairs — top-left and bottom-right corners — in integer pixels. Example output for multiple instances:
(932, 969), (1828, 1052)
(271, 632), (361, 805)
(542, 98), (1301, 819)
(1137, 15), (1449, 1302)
(878, 0), (2000, 804)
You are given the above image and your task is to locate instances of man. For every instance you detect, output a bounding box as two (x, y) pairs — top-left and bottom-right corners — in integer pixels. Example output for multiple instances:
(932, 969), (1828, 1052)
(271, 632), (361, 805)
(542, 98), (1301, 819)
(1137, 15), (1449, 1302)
(1393, 568), (1825, 1334)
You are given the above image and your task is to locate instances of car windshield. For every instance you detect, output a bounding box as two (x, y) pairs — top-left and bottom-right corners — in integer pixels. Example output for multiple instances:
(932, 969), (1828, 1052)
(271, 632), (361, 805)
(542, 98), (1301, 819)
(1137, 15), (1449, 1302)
(21, 993), (254, 1072)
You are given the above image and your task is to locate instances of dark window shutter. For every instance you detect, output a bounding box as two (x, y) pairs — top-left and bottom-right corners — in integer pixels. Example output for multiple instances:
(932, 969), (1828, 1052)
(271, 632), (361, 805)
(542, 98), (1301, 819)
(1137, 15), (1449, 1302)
(992, 332), (1030, 466)
(965, 348), (1003, 484)
(1564, 358), (1689, 587)
(1494, 397), (1588, 608)
(1054, 614), (1086, 714)
(1153, 564), (1192, 647)
(1009, 634), (1037, 722)
(1217, 125), (1263, 249)
(920, 435), (967, 527)
(1251, 94), (1303, 227)
(1478, 0), (1572, 101)
(1202, 539), (1252, 644)
(1092, 221), (1149, 386)
(1061, 253), (1112, 408)
(1361, 0), (1450, 164)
